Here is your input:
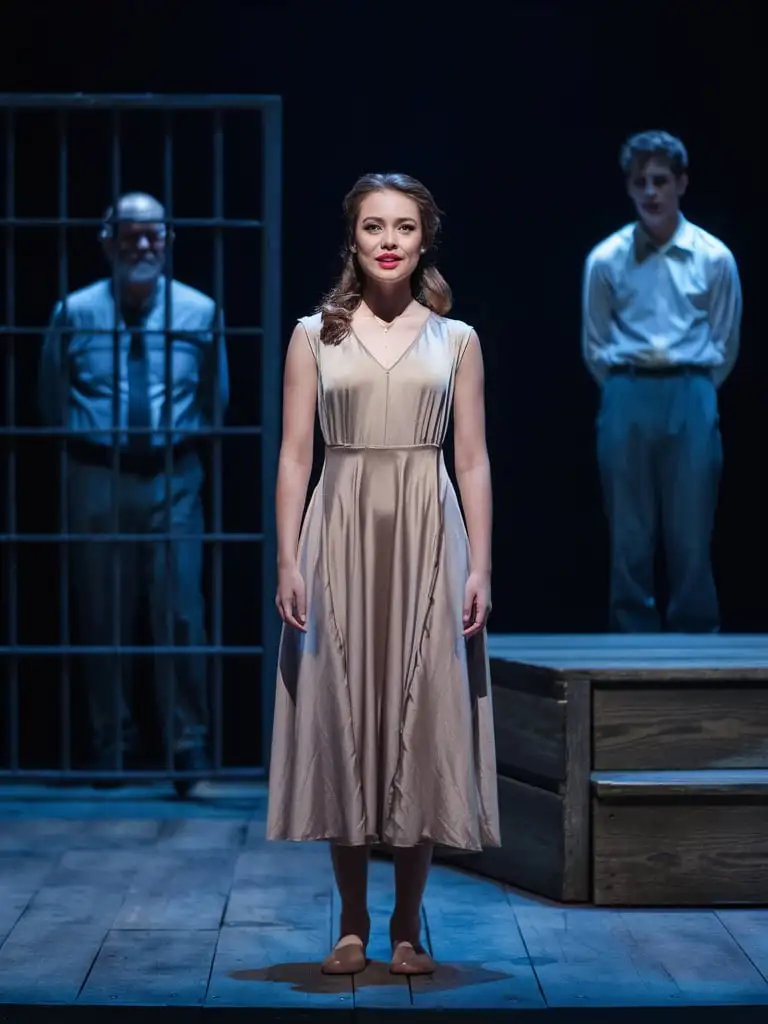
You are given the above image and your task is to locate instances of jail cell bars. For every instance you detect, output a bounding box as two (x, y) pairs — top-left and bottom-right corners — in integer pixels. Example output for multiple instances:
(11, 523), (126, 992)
(0, 94), (282, 782)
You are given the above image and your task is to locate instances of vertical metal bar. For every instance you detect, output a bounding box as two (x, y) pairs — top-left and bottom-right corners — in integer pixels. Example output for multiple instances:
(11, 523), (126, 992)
(260, 100), (282, 770)
(4, 109), (18, 772)
(211, 108), (225, 772)
(57, 109), (71, 772)
(162, 110), (175, 773)
(110, 109), (123, 771)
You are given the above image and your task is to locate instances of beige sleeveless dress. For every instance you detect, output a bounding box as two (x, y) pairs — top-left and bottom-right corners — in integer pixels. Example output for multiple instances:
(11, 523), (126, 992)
(266, 311), (500, 850)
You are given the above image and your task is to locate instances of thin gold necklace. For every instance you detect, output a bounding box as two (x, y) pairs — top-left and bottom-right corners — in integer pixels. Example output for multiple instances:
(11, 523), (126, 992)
(373, 313), (396, 333)
(368, 301), (413, 334)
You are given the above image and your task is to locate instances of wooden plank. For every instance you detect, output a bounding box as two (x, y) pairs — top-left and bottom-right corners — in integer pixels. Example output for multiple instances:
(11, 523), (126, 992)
(490, 658), (566, 700)
(594, 685), (768, 769)
(593, 797), (768, 905)
(0, 853), (56, 945)
(208, 839), (353, 1011)
(157, 818), (247, 850)
(488, 661), (591, 901)
(0, 919), (108, 1003)
(209, 886), (353, 1011)
(225, 882), (332, 929)
(515, 906), (683, 1006)
(488, 632), (768, 657)
(465, 671), (590, 902)
(127, 850), (239, 893)
(619, 912), (768, 1004)
(352, 857), (411, 1008)
(228, 840), (332, 890)
(0, 890), (33, 949)
(225, 858), (331, 929)
(207, 924), (354, 1014)
(113, 890), (227, 931)
(115, 851), (237, 930)
(488, 633), (768, 651)
(718, 911), (768, 982)
(491, 682), (565, 781)
(411, 866), (544, 1010)
(593, 769), (768, 799)
(18, 885), (124, 928)
(43, 849), (141, 891)
(244, 817), (266, 846)
(78, 929), (218, 1005)
(447, 776), (566, 901)
(0, 818), (87, 852)
(79, 818), (163, 846)
(488, 634), (768, 675)
(0, 852), (56, 890)
(561, 676), (591, 901)
(511, 661), (768, 679)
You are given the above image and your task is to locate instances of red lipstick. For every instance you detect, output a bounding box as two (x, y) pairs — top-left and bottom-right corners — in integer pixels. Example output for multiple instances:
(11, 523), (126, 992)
(376, 254), (402, 269)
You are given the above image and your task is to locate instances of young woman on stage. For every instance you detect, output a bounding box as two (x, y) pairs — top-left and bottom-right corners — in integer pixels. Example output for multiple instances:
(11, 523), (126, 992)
(267, 172), (500, 975)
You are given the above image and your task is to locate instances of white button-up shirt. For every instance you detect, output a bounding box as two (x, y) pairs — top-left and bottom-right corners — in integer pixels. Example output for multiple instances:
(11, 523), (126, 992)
(581, 215), (742, 387)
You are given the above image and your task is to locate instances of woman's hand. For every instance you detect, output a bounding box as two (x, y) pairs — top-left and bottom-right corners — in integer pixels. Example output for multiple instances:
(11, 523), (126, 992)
(463, 570), (491, 638)
(276, 563), (307, 632)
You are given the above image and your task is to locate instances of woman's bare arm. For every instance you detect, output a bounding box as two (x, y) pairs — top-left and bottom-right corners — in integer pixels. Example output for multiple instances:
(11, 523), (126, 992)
(453, 330), (492, 577)
(453, 331), (492, 635)
(275, 324), (318, 628)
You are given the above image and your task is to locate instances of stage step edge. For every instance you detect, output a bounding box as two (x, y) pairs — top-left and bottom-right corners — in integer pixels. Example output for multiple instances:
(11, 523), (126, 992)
(592, 768), (768, 800)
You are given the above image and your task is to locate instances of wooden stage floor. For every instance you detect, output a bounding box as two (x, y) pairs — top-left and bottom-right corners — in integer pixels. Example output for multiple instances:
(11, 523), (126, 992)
(1, 781), (767, 1020)
(1, 634), (768, 1020)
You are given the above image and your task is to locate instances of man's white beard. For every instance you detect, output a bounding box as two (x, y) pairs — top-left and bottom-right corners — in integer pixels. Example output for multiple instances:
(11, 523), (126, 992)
(118, 259), (161, 286)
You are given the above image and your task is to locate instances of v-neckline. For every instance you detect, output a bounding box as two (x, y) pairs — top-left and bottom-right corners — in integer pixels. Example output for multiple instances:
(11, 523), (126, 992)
(352, 313), (433, 374)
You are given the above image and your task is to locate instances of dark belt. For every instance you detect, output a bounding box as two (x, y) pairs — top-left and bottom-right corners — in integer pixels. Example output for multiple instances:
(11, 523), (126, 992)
(67, 438), (199, 475)
(609, 365), (712, 379)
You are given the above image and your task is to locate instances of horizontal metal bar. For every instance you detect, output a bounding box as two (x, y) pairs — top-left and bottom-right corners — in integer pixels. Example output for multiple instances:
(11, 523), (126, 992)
(0, 767), (267, 780)
(0, 216), (262, 229)
(0, 646), (263, 655)
(0, 533), (263, 542)
(0, 93), (281, 111)
(0, 326), (263, 336)
(0, 426), (262, 436)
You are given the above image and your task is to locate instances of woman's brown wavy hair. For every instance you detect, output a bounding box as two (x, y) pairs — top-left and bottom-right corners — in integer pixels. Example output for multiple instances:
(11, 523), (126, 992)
(318, 172), (452, 346)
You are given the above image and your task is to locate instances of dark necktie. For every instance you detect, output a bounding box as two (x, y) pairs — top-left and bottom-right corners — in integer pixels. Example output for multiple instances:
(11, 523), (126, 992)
(125, 308), (152, 449)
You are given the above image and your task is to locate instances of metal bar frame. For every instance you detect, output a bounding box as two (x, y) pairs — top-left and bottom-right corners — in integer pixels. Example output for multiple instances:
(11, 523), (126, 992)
(0, 93), (282, 782)
(0, 327), (263, 335)
(0, 218), (263, 228)
(4, 107), (18, 774)
(0, 426), (263, 435)
(56, 108), (72, 772)
(0, 95), (278, 110)
(0, 533), (264, 542)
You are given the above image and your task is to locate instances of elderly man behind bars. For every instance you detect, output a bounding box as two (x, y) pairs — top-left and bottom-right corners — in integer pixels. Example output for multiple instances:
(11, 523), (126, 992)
(39, 192), (229, 796)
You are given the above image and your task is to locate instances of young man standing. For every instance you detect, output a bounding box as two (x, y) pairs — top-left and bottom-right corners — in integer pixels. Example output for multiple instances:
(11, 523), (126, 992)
(582, 131), (742, 633)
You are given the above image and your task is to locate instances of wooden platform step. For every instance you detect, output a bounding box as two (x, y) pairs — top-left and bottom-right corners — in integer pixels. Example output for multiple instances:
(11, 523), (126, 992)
(592, 770), (768, 907)
(593, 770), (768, 799)
(486, 633), (768, 670)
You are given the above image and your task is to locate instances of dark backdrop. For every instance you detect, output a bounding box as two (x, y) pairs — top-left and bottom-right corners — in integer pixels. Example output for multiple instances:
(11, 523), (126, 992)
(1, 1), (757, 768)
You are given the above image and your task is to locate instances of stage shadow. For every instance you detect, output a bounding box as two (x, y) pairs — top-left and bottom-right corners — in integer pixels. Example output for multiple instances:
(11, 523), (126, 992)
(230, 959), (511, 993)
(230, 961), (355, 994)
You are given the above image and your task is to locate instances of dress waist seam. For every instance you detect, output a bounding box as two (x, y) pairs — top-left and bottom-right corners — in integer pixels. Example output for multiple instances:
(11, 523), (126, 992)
(325, 443), (440, 452)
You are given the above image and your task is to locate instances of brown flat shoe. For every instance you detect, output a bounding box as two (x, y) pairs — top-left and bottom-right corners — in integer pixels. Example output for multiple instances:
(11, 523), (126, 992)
(389, 940), (436, 975)
(321, 935), (367, 975)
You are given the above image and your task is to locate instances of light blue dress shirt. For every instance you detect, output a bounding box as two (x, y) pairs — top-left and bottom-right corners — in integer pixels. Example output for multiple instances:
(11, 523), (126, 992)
(39, 276), (229, 446)
(582, 216), (742, 387)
